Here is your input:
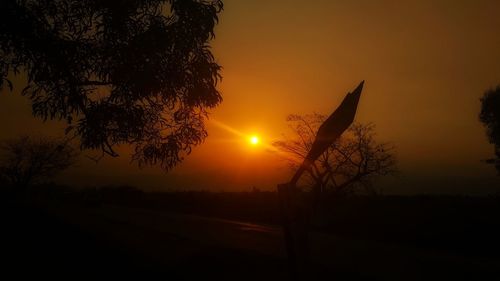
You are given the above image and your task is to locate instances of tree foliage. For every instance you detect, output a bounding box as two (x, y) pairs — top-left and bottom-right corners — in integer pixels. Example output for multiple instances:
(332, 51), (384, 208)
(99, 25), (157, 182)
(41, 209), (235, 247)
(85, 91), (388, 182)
(0, 0), (223, 170)
(0, 135), (78, 189)
(273, 113), (397, 195)
(479, 85), (500, 173)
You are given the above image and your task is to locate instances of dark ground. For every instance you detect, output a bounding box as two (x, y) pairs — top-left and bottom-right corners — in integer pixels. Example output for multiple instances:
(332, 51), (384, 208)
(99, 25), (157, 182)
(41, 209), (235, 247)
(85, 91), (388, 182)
(77, 187), (500, 259)
(1, 198), (367, 280)
(2, 186), (500, 280)
(2, 200), (154, 279)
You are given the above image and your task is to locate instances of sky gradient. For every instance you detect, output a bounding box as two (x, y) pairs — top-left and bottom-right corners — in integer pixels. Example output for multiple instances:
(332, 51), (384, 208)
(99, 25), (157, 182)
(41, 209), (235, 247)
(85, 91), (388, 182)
(1, 0), (500, 194)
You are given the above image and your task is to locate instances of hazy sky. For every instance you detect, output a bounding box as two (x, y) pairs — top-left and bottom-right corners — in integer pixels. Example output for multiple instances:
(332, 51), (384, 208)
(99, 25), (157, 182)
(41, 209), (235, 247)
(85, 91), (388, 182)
(1, 0), (500, 194)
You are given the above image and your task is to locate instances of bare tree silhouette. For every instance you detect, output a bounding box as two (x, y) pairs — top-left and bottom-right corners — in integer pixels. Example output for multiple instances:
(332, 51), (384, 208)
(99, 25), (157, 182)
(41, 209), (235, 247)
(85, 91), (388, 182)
(480, 85), (500, 174)
(0, 0), (223, 170)
(0, 135), (78, 193)
(274, 115), (397, 196)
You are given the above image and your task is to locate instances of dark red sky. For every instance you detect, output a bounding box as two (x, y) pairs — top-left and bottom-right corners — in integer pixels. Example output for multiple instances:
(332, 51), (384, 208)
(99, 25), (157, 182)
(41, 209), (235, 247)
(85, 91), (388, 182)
(1, 0), (500, 194)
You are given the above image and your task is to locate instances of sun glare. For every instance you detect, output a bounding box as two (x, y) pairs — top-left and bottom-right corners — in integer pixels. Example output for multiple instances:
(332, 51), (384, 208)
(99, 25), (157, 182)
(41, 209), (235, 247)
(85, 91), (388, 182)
(249, 135), (260, 145)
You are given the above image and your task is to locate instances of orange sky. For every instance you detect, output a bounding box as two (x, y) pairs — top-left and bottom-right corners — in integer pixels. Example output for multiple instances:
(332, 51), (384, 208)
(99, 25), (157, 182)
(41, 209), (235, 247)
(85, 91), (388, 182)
(1, 0), (500, 194)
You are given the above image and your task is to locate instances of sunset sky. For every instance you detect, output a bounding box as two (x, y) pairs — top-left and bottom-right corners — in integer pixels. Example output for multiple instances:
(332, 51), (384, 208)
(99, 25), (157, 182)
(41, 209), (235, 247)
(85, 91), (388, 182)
(1, 0), (500, 194)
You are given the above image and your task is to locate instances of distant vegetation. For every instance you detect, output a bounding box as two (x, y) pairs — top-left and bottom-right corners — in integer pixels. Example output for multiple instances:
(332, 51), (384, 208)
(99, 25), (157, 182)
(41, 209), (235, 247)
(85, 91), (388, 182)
(480, 85), (500, 173)
(0, 135), (78, 195)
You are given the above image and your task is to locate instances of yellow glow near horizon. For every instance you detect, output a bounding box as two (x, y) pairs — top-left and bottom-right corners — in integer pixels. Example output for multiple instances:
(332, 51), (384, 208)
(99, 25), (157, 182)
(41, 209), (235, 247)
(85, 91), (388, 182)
(249, 135), (260, 145)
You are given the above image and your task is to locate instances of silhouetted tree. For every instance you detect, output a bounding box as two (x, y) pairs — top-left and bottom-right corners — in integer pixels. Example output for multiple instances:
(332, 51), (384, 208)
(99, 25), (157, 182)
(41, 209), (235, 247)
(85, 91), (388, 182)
(479, 86), (500, 174)
(0, 0), (223, 170)
(274, 113), (397, 196)
(0, 136), (78, 192)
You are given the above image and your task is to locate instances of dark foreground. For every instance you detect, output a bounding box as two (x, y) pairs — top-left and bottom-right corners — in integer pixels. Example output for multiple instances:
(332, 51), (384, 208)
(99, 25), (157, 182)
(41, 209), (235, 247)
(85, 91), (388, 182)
(3, 201), (289, 280)
(2, 200), (349, 280)
(2, 191), (500, 280)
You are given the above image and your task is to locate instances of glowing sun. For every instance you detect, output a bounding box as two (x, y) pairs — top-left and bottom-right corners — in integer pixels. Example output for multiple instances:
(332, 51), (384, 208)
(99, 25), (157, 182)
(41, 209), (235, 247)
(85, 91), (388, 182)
(249, 135), (260, 145)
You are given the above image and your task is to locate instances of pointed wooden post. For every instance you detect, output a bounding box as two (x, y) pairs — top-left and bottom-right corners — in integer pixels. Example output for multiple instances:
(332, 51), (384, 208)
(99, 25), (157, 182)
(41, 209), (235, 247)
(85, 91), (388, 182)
(278, 183), (309, 279)
(278, 81), (364, 280)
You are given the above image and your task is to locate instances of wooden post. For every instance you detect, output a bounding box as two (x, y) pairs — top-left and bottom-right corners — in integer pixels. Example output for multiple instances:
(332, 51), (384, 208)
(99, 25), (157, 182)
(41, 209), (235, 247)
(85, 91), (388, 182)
(277, 81), (364, 279)
(278, 183), (310, 280)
